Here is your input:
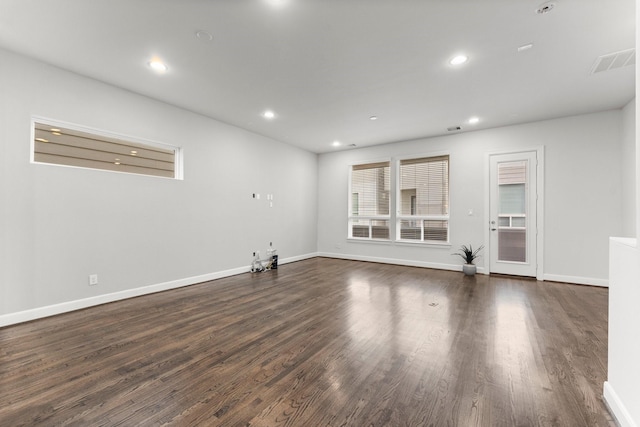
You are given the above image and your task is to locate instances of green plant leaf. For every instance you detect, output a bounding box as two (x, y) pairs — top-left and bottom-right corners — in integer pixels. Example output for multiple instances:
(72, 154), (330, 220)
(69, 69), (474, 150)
(451, 244), (484, 264)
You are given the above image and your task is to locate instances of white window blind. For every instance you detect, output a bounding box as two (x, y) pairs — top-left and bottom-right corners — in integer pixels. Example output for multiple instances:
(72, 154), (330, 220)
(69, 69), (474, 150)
(33, 121), (180, 179)
(498, 161), (526, 215)
(349, 161), (390, 240)
(397, 155), (449, 242)
(497, 160), (527, 262)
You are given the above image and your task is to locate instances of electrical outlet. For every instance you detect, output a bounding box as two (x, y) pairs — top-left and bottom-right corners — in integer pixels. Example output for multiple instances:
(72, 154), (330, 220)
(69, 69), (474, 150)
(89, 274), (98, 286)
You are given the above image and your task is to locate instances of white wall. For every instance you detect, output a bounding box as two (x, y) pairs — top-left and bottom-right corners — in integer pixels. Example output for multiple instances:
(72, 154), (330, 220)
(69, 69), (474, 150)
(621, 99), (636, 237)
(606, 238), (640, 427)
(602, 4), (640, 422)
(604, 98), (638, 427)
(317, 110), (624, 285)
(0, 48), (318, 322)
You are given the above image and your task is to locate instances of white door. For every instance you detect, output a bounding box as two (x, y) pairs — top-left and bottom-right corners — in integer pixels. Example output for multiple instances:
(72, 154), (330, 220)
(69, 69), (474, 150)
(489, 151), (538, 277)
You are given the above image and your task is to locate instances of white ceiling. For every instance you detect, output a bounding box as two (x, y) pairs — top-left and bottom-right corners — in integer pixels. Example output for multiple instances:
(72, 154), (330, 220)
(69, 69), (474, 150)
(0, 0), (635, 153)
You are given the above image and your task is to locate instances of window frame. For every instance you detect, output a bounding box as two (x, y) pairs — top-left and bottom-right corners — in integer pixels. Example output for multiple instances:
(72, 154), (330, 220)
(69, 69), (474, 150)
(30, 116), (183, 180)
(347, 159), (392, 241)
(395, 152), (451, 245)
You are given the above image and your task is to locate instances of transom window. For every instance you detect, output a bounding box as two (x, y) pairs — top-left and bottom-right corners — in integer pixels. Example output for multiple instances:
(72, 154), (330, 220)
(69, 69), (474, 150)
(32, 119), (181, 179)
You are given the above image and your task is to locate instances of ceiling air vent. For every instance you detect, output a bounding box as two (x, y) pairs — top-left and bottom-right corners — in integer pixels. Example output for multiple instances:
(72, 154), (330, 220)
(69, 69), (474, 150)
(591, 48), (635, 74)
(447, 126), (461, 132)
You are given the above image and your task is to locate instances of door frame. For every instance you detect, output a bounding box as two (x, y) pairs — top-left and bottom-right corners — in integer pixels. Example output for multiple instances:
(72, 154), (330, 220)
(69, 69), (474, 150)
(483, 147), (544, 281)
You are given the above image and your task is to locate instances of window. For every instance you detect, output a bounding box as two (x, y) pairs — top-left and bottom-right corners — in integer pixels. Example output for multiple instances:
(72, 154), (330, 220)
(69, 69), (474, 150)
(349, 161), (390, 240)
(397, 155), (449, 243)
(32, 119), (181, 179)
(498, 160), (527, 262)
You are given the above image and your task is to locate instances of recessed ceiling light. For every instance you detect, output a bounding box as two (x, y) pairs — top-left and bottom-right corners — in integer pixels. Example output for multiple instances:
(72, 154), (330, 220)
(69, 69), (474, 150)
(468, 117), (480, 124)
(51, 132), (62, 136)
(148, 59), (168, 73)
(265, 0), (288, 6)
(130, 150), (138, 156)
(369, 116), (378, 121)
(332, 141), (341, 147)
(35, 138), (49, 143)
(50, 128), (61, 132)
(195, 30), (213, 41)
(517, 43), (534, 52)
(449, 55), (468, 66)
(263, 110), (276, 119)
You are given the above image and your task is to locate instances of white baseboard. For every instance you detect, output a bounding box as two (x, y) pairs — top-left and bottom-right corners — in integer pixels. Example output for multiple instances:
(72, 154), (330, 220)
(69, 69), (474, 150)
(0, 252), (318, 328)
(280, 252), (318, 264)
(0, 253), (606, 328)
(543, 273), (609, 287)
(604, 381), (639, 427)
(318, 253), (611, 287)
(317, 252), (485, 274)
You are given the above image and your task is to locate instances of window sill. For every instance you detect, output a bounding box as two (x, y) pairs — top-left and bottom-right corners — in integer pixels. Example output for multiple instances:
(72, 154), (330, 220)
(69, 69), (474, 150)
(394, 240), (452, 249)
(347, 238), (451, 249)
(347, 238), (392, 245)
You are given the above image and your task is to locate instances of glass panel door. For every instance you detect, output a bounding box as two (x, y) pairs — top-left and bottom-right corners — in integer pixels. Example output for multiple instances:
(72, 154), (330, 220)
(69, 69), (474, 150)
(498, 161), (527, 263)
(489, 152), (538, 277)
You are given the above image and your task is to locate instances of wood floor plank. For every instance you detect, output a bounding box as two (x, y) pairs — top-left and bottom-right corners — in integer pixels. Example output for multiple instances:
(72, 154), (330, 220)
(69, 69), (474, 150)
(0, 258), (615, 426)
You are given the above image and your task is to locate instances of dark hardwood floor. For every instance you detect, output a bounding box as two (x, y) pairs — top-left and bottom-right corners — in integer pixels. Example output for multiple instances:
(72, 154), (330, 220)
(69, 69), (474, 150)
(0, 258), (614, 426)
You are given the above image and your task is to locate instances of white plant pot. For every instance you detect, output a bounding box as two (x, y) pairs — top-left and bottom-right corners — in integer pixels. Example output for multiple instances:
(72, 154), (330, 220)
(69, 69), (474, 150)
(462, 264), (476, 276)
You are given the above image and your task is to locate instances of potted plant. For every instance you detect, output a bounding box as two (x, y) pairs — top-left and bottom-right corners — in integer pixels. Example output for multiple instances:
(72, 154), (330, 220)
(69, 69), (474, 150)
(453, 244), (484, 276)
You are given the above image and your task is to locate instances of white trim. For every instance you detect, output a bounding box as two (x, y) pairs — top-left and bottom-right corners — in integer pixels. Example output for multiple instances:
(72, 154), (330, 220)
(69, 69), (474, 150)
(348, 157), (392, 168)
(0, 252), (318, 328)
(536, 147), (545, 281)
(318, 252), (486, 274)
(543, 273), (609, 287)
(394, 149), (451, 162)
(392, 240), (452, 249)
(604, 381), (638, 427)
(610, 236), (638, 248)
(280, 252), (318, 264)
(347, 238), (392, 245)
